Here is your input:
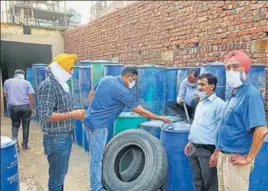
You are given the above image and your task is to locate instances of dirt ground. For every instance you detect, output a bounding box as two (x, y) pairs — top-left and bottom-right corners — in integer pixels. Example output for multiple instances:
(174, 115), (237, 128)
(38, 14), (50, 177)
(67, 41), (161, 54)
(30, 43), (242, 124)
(1, 114), (89, 191)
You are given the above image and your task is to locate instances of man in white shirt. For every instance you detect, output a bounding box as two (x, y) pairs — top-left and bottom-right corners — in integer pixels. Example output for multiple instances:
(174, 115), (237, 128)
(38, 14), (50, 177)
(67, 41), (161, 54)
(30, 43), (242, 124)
(184, 73), (225, 191)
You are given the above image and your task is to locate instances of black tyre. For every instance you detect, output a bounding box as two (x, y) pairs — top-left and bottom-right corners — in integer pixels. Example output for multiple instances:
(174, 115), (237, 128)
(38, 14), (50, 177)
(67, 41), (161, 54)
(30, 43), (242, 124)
(102, 129), (167, 191)
(120, 147), (145, 182)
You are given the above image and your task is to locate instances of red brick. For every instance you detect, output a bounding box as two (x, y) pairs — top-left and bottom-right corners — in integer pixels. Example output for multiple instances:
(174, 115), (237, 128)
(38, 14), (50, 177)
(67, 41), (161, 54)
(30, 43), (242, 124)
(64, 1), (268, 108)
(215, 2), (225, 8)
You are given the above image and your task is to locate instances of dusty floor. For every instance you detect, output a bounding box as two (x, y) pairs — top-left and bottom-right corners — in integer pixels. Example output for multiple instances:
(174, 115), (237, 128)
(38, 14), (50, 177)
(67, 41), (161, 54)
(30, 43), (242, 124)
(1, 114), (89, 191)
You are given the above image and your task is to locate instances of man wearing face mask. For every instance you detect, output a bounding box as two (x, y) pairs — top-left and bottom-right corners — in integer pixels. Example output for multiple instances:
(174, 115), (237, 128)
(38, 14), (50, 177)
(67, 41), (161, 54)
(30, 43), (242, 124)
(167, 69), (199, 121)
(38, 53), (86, 191)
(83, 66), (171, 191)
(184, 73), (225, 191)
(4, 69), (36, 151)
(212, 50), (268, 191)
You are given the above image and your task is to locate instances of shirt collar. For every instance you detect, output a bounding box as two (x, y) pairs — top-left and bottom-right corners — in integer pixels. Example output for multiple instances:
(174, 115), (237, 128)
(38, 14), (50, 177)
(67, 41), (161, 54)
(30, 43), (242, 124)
(233, 82), (248, 97)
(203, 93), (216, 103)
(48, 71), (59, 84)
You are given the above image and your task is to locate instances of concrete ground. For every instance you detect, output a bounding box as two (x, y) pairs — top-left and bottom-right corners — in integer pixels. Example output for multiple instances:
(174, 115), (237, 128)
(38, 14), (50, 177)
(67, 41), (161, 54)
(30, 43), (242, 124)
(1, 114), (89, 191)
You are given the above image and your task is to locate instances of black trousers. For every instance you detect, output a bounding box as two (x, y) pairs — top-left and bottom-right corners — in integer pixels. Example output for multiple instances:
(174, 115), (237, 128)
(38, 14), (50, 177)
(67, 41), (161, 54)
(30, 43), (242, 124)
(167, 101), (196, 120)
(10, 104), (32, 149)
(189, 144), (218, 191)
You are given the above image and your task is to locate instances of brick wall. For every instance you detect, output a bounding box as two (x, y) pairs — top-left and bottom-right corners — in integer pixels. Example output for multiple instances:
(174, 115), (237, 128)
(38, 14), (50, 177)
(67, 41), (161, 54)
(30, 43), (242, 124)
(64, 1), (268, 115)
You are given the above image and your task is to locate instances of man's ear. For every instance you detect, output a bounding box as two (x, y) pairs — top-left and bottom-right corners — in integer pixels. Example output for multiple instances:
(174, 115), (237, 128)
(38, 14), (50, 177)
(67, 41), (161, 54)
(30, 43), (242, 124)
(210, 84), (215, 90)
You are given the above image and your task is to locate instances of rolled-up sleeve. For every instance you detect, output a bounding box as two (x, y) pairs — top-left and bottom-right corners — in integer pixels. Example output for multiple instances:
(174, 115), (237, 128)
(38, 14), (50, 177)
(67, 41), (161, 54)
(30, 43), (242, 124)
(178, 79), (186, 100)
(38, 82), (56, 122)
(245, 93), (267, 131)
(27, 82), (35, 95)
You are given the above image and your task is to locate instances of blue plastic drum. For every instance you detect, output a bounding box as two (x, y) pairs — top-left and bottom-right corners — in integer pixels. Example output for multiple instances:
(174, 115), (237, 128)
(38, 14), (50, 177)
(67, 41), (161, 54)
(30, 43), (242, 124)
(1, 136), (19, 191)
(79, 60), (91, 65)
(79, 66), (91, 110)
(74, 120), (83, 146)
(166, 68), (178, 114)
(71, 66), (81, 109)
(140, 120), (164, 139)
(104, 64), (124, 77)
(137, 66), (166, 115)
(82, 124), (89, 152)
(32, 63), (48, 92)
(249, 135), (268, 191)
(160, 122), (193, 191)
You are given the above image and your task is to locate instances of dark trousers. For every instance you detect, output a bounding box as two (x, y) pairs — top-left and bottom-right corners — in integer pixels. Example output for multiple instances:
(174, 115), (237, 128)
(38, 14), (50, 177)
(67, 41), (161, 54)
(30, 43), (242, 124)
(10, 104), (32, 149)
(189, 144), (218, 191)
(167, 101), (196, 120)
(43, 133), (73, 191)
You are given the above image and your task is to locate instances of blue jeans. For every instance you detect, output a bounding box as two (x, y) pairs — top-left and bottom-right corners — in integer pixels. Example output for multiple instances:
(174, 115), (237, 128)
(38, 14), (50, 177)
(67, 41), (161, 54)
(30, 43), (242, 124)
(43, 133), (73, 191)
(85, 127), (108, 191)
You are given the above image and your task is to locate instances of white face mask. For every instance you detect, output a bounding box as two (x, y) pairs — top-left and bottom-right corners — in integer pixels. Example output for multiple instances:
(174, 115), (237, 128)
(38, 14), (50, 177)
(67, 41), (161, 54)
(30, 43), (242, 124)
(187, 81), (197, 88)
(129, 80), (136, 89)
(14, 74), (25, 79)
(198, 91), (208, 101)
(226, 71), (246, 89)
(50, 62), (72, 92)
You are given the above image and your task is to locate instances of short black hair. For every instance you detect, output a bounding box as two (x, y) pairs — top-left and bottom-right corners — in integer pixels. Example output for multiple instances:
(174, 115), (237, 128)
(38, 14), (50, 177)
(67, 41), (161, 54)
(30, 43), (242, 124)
(188, 69), (199, 78)
(198, 73), (217, 91)
(121, 66), (138, 76)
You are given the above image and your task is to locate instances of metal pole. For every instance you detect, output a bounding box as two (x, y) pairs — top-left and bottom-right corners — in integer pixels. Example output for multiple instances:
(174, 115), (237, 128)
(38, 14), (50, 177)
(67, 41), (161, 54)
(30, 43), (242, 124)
(182, 101), (191, 124)
(64, 0), (67, 28)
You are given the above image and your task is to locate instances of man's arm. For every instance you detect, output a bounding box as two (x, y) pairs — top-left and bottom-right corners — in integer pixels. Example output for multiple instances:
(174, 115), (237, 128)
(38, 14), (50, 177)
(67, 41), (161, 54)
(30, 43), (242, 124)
(88, 90), (95, 103)
(231, 94), (267, 165)
(88, 82), (99, 103)
(133, 105), (170, 122)
(29, 94), (36, 111)
(246, 126), (267, 162)
(177, 80), (186, 103)
(27, 82), (36, 112)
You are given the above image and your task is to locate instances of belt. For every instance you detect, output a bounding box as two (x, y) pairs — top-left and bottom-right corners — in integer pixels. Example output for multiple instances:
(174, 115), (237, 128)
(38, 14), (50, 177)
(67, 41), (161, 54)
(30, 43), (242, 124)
(220, 150), (233, 154)
(10, 104), (30, 107)
(43, 131), (73, 136)
(192, 143), (216, 152)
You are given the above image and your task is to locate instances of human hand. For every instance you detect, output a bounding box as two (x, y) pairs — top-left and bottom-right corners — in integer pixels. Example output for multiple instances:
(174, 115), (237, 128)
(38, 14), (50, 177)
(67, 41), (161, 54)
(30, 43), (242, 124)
(160, 117), (172, 123)
(184, 142), (191, 156)
(32, 109), (36, 116)
(194, 95), (200, 103)
(69, 109), (86, 120)
(229, 154), (251, 166)
(209, 152), (218, 168)
(177, 97), (183, 105)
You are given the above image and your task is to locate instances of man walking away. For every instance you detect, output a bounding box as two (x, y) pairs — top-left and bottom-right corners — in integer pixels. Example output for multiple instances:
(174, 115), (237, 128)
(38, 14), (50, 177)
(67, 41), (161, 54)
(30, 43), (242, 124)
(4, 69), (36, 151)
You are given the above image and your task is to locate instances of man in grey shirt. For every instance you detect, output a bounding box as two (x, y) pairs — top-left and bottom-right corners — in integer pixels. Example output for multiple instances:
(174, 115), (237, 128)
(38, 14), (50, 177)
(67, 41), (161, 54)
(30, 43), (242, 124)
(167, 69), (199, 120)
(4, 69), (36, 151)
